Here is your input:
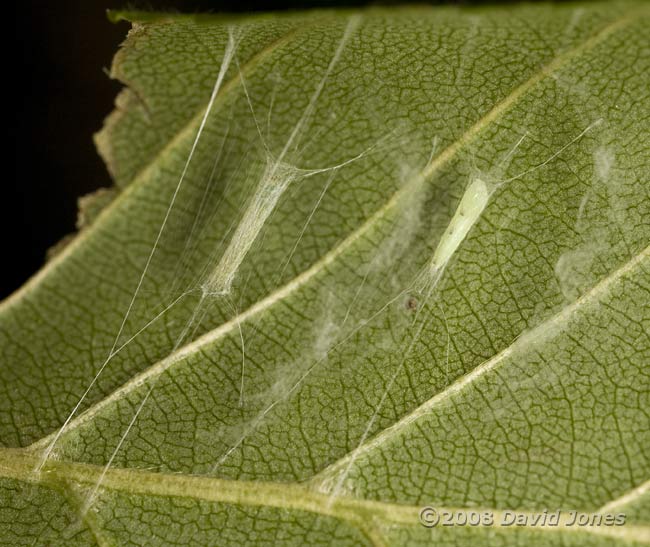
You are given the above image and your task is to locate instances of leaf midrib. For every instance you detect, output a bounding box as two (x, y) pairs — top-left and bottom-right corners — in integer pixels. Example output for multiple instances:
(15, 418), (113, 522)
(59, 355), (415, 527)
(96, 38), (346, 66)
(1, 448), (648, 545)
(30, 9), (638, 451)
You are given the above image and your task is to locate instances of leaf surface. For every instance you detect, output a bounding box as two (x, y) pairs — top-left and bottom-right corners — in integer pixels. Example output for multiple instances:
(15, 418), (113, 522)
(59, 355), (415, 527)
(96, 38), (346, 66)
(1, 3), (649, 545)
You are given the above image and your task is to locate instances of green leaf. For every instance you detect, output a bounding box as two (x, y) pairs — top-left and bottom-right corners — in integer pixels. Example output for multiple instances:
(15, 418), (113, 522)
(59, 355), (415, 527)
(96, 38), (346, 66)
(2, 3), (649, 545)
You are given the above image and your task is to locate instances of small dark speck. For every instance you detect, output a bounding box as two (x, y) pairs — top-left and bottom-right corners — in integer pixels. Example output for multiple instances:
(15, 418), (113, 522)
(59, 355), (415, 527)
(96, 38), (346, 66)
(406, 296), (418, 311)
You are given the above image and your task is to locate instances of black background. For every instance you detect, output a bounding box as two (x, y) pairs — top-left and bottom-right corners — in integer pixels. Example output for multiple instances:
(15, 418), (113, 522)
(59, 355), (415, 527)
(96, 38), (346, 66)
(9, 0), (540, 299)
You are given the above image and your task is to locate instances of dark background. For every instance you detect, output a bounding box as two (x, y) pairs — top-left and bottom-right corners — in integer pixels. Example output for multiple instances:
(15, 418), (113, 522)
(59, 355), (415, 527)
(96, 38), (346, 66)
(10, 0), (375, 299)
(9, 0), (541, 299)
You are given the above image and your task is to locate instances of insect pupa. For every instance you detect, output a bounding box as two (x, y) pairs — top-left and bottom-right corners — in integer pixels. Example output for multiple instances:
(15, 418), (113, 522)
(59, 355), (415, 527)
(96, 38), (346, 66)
(431, 177), (490, 270)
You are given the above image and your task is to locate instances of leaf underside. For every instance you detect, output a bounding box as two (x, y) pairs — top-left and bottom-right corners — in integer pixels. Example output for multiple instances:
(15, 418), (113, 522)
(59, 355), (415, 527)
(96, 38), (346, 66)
(1, 3), (649, 545)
